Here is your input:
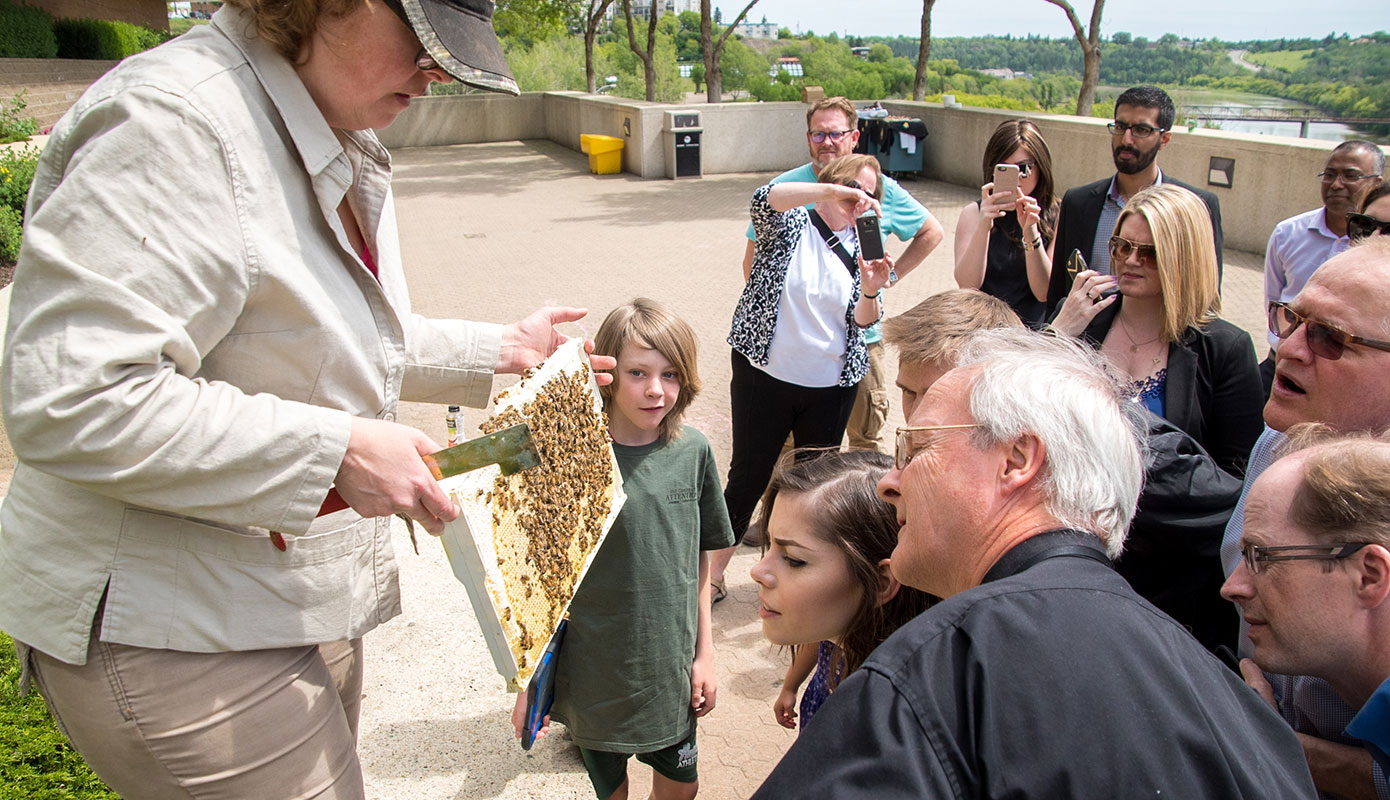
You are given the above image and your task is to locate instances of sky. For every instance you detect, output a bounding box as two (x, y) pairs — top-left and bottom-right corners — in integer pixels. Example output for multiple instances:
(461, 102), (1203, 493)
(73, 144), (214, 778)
(717, 0), (1389, 42)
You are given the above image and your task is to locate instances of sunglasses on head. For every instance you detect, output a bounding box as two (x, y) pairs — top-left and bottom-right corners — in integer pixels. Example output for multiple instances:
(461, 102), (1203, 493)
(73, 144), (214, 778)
(1268, 301), (1390, 360)
(1346, 211), (1390, 242)
(1108, 235), (1157, 264)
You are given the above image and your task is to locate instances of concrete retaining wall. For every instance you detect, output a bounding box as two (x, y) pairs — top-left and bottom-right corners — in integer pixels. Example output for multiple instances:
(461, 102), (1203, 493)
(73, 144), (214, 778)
(877, 101), (1362, 255)
(0, 58), (118, 131)
(377, 92), (1384, 254)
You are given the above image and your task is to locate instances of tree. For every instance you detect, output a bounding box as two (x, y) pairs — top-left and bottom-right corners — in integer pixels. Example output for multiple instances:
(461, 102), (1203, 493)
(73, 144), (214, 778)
(691, 62), (705, 92)
(700, 0), (761, 102)
(493, 0), (572, 42)
(1112, 31), (1131, 45)
(911, 0), (937, 101)
(621, 0), (661, 100)
(577, 0), (618, 93)
(1044, 0), (1104, 116)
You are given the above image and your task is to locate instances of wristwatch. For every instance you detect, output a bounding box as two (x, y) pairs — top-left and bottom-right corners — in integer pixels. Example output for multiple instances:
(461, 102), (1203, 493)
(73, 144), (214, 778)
(886, 267), (899, 287)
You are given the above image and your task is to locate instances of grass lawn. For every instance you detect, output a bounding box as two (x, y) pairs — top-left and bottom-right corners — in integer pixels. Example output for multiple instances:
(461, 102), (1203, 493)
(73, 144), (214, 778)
(1246, 49), (1314, 72)
(0, 633), (115, 800)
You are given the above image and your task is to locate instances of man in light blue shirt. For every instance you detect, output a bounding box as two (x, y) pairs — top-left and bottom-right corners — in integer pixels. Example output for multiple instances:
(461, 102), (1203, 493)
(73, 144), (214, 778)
(1259, 141), (1383, 392)
(740, 96), (943, 454)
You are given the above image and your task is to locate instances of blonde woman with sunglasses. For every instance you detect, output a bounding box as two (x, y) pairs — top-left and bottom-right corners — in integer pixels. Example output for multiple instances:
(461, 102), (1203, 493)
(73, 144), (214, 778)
(1049, 184), (1264, 478)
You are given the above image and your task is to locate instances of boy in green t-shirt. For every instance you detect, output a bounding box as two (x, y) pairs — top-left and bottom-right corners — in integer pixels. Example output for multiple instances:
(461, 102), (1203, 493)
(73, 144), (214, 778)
(514, 298), (734, 799)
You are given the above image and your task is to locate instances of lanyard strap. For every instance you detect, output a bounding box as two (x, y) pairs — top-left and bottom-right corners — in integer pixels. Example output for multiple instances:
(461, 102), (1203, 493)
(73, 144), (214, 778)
(807, 209), (858, 277)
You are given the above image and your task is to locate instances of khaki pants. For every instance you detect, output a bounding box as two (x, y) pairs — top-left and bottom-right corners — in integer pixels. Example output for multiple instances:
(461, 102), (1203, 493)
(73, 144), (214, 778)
(846, 340), (889, 452)
(23, 626), (365, 800)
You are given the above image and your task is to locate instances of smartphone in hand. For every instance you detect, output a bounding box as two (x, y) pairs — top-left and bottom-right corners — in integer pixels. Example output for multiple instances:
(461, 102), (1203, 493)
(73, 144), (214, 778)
(992, 163), (1020, 199)
(855, 214), (886, 261)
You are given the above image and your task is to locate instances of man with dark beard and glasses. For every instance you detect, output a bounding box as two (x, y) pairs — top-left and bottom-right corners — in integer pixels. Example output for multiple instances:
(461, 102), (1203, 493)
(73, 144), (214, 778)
(1046, 86), (1223, 314)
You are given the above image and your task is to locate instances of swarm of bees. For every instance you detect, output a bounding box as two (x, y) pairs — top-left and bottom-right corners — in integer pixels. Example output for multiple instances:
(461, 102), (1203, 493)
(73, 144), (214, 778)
(448, 339), (624, 687)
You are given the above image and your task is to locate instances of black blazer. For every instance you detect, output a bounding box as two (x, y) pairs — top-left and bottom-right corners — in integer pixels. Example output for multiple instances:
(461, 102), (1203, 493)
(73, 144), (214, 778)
(1081, 300), (1261, 477)
(1046, 174), (1224, 314)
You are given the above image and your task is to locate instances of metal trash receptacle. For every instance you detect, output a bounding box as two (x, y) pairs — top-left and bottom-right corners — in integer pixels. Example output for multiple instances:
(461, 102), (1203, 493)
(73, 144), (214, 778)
(663, 111), (702, 180)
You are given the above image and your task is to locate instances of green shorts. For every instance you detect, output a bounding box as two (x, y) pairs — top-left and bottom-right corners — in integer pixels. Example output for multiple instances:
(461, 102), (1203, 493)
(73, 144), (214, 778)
(578, 730), (699, 800)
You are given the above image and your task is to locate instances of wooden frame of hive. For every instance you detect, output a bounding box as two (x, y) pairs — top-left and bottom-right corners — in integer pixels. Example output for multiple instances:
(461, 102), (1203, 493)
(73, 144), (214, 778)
(439, 338), (626, 691)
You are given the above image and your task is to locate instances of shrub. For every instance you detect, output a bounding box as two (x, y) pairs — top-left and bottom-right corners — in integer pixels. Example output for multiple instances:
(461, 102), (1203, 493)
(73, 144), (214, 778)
(0, 0), (57, 59)
(0, 143), (39, 216)
(54, 17), (158, 60)
(0, 92), (39, 145)
(0, 204), (21, 262)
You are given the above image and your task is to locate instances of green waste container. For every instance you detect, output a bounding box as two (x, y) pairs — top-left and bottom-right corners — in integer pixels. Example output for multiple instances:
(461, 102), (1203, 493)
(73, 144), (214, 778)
(579, 134), (624, 175)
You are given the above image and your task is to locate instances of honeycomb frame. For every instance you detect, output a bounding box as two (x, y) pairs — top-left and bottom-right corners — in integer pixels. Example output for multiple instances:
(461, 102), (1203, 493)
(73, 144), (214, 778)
(439, 338), (626, 690)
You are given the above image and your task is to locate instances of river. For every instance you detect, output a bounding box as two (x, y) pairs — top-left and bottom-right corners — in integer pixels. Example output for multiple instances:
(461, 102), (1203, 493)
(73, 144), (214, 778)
(1164, 88), (1389, 145)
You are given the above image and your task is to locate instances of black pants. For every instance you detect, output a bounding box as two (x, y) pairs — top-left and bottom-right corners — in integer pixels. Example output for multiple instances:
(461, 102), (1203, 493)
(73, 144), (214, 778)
(724, 350), (858, 542)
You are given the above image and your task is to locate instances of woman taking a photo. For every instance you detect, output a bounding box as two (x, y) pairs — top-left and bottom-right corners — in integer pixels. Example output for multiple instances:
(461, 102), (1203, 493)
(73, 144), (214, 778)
(1050, 184), (1263, 475)
(953, 119), (1059, 326)
(712, 154), (893, 601)
(0, 1), (608, 795)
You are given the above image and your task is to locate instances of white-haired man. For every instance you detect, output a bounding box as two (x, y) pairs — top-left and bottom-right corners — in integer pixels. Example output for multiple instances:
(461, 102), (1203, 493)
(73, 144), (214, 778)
(1221, 237), (1390, 799)
(1222, 432), (1390, 791)
(751, 328), (1313, 797)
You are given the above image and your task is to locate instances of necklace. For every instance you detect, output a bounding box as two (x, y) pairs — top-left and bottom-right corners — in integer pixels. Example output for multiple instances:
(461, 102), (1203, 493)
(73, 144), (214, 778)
(1116, 316), (1164, 369)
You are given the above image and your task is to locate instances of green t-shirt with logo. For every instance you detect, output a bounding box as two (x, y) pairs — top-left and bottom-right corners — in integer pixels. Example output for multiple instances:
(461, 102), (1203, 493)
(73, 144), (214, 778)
(550, 426), (734, 751)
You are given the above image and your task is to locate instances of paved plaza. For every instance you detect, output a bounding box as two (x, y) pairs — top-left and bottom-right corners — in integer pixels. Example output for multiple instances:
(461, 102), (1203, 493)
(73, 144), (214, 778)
(0, 138), (1271, 799)
(360, 139), (1269, 799)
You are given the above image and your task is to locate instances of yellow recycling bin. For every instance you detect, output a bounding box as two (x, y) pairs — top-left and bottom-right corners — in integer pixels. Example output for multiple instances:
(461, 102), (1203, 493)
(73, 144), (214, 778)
(579, 134), (624, 175)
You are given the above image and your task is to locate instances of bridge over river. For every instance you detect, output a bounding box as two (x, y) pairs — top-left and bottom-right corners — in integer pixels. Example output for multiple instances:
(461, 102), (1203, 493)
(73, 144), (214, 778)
(1182, 104), (1390, 138)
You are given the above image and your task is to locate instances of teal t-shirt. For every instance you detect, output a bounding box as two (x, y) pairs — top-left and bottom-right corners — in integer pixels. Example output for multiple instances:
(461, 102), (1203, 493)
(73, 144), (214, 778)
(549, 426), (734, 752)
(746, 162), (930, 344)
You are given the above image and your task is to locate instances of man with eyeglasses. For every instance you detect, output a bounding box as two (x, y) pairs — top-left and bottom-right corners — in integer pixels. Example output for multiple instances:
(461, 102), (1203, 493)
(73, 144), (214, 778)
(740, 96), (944, 454)
(1222, 429), (1390, 796)
(1261, 140), (1385, 395)
(1045, 86), (1223, 315)
(1221, 236), (1390, 799)
(750, 328), (1313, 799)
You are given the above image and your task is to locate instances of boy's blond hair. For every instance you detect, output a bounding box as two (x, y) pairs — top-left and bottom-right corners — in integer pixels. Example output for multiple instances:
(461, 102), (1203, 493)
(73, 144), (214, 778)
(882, 289), (1021, 368)
(595, 298), (701, 442)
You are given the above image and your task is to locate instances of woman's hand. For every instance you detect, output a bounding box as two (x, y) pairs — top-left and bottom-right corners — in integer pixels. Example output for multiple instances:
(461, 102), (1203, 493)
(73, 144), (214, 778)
(773, 685), (799, 729)
(835, 184), (881, 221)
(1050, 269), (1119, 337)
(978, 181), (1017, 225)
(333, 417), (460, 535)
(499, 306), (615, 386)
(1016, 195), (1043, 238)
(858, 252), (893, 298)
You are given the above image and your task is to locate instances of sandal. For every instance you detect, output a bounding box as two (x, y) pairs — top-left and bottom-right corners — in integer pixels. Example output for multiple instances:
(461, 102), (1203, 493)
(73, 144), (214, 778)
(711, 578), (728, 604)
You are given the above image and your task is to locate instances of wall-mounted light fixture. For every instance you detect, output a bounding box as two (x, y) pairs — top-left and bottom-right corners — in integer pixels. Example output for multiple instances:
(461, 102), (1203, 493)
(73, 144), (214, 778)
(1208, 156), (1235, 188)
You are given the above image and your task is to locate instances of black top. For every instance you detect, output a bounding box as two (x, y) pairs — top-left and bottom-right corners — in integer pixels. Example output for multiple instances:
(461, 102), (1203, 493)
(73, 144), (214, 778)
(1078, 299), (1264, 477)
(751, 530), (1317, 799)
(976, 202), (1048, 327)
(1046, 174), (1224, 315)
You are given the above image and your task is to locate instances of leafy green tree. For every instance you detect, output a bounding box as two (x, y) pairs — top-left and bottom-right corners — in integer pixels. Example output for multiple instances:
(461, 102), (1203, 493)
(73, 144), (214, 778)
(700, 0), (761, 101)
(621, 0), (662, 100)
(1043, 0), (1105, 116)
(691, 62), (705, 92)
(493, 0), (571, 43)
(720, 38), (767, 99)
(912, 0), (937, 100)
(581, 0), (618, 92)
(1111, 31), (1130, 45)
